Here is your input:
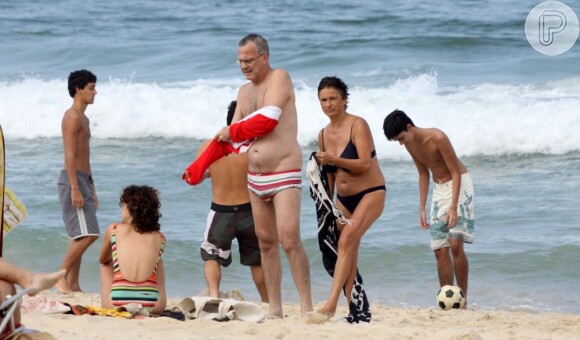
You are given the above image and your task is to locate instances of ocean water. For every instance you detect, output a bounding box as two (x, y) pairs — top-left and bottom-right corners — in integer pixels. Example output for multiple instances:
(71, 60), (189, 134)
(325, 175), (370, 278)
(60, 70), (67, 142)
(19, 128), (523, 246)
(1, 0), (579, 314)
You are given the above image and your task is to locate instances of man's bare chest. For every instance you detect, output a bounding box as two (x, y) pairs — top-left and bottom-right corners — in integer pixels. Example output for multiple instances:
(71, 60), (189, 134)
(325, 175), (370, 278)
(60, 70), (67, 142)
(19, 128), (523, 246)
(240, 85), (268, 115)
(409, 144), (443, 166)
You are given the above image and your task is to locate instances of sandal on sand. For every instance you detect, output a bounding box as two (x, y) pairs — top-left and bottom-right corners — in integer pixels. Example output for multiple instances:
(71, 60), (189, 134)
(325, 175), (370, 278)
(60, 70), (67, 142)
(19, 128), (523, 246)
(154, 308), (185, 321)
(62, 303), (94, 316)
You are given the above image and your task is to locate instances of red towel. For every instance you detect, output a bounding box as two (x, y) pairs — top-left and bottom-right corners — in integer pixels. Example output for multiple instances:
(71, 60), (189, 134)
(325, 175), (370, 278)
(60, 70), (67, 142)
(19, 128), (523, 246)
(182, 106), (282, 185)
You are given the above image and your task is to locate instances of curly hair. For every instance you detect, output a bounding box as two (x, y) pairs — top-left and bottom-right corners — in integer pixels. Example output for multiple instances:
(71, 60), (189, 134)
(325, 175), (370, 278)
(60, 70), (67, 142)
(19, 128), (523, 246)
(119, 185), (161, 233)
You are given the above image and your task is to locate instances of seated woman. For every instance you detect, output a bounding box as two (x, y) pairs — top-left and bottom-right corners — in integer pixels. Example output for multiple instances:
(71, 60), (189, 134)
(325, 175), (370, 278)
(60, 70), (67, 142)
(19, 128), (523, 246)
(99, 185), (167, 315)
(313, 76), (386, 318)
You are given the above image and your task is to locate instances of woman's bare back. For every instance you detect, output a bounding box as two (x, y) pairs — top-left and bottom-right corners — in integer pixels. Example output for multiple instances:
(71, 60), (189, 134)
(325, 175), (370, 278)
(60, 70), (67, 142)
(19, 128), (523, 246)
(113, 223), (163, 282)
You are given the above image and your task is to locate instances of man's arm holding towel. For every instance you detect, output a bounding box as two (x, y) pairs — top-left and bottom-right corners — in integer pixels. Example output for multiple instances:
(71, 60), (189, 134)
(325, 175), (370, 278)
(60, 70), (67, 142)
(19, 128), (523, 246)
(182, 106), (281, 186)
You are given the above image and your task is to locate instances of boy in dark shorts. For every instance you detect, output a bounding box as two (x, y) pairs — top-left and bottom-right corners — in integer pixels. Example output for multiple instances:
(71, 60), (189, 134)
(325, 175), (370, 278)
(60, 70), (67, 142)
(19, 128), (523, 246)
(195, 101), (267, 302)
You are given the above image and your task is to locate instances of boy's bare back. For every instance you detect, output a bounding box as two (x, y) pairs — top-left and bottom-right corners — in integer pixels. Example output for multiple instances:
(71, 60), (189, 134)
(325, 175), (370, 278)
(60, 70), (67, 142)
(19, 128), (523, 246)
(405, 128), (467, 183)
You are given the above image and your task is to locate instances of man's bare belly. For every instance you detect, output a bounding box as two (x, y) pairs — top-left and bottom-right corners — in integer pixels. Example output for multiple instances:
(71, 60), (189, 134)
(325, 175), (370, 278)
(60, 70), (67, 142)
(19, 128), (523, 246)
(247, 139), (302, 173)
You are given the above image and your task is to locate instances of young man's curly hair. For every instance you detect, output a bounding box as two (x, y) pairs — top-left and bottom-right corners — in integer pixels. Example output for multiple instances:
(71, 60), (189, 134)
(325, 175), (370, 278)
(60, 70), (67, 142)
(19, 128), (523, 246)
(119, 185), (161, 233)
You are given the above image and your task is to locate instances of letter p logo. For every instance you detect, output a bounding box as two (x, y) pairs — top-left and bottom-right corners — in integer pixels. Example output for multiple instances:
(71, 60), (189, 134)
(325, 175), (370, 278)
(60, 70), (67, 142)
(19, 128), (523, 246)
(539, 10), (567, 46)
(526, 1), (579, 56)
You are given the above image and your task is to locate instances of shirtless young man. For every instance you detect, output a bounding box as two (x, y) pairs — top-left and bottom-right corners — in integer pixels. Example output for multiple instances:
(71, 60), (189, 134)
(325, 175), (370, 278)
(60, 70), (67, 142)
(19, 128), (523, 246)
(383, 109), (475, 306)
(197, 101), (267, 302)
(214, 34), (313, 318)
(56, 69), (100, 293)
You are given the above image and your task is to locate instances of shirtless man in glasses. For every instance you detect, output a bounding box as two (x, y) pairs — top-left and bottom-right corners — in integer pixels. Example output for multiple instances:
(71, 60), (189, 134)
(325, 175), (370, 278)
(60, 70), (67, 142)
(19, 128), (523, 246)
(214, 33), (313, 319)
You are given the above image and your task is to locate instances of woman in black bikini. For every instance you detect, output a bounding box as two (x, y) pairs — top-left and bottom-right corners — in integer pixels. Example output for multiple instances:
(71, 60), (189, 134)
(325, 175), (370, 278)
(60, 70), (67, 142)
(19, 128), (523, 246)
(314, 76), (386, 318)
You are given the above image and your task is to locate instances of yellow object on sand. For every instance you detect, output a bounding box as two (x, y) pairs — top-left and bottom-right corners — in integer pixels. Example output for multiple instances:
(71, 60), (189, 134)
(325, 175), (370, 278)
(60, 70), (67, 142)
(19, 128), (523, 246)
(3, 187), (27, 234)
(86, 306), (133, 319)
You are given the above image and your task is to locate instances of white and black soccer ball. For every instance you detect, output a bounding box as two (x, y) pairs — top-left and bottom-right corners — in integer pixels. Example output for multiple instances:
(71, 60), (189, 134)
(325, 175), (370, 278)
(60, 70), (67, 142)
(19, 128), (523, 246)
(436, 285), (465, 310)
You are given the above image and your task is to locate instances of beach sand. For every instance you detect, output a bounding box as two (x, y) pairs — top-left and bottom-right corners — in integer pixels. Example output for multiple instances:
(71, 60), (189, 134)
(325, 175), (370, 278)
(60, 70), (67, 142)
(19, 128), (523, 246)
(17, 291), (580, 340)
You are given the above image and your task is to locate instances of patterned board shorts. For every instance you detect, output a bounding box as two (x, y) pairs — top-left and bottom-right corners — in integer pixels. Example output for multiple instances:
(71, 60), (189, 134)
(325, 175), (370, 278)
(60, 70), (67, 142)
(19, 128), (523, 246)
(430, 173), (475, 250)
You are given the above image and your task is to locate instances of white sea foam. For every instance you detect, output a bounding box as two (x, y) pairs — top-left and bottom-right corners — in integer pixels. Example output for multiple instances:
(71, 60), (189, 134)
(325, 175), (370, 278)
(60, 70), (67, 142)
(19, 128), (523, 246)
(1, 73), (579, 159)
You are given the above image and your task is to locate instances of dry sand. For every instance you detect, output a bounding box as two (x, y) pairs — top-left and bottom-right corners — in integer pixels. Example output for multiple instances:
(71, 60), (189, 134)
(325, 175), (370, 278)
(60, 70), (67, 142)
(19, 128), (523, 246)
(18, 291), (580, 340)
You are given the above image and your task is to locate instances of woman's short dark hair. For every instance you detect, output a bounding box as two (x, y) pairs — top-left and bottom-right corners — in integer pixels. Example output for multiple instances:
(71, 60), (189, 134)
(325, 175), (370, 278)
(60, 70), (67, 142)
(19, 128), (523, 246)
(318, 76), (349, 109)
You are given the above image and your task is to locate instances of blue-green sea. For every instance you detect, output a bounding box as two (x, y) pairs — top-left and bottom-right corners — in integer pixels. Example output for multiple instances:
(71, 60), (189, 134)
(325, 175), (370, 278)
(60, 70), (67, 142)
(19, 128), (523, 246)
(1, 0), (579, 314)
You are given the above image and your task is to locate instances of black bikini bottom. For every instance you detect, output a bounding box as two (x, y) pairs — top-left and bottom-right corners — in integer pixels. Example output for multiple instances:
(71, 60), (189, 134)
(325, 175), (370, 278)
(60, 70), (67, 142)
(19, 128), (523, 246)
(337, 185), (386, 214)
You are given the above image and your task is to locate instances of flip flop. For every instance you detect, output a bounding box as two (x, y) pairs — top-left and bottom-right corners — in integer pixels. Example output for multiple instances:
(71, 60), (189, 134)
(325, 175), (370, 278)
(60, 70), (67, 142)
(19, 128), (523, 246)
(62, 303), (94, 316)
(156, 307), (185, 321)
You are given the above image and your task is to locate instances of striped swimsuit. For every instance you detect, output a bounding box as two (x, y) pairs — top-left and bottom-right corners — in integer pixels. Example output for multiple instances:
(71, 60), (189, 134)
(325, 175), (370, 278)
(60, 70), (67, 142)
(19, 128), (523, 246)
(247, 169), (302, 202)
(110, 225), (165, 310)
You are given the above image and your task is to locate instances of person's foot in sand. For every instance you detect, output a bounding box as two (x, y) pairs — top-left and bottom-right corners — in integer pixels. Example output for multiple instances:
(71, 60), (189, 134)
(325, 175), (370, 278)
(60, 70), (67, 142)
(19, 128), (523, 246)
(264, 314), (283, 321)
(55, 274), (73, 294)
(55, 270), (85, 294)
(24, 269), (66, 296)
(69, 283), (84, 293)
(304, 303), (335, 324)
(316, 304), (336, 317)
(305, 310), (333, 324)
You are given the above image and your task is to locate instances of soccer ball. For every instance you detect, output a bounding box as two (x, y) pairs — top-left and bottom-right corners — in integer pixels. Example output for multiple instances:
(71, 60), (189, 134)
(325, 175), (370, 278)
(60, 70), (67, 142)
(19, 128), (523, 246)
(436, 285), (465, 310)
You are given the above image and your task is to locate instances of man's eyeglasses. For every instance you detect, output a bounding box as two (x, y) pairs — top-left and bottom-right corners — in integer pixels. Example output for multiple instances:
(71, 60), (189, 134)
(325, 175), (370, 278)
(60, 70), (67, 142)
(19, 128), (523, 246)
(236, 53), (264, 66)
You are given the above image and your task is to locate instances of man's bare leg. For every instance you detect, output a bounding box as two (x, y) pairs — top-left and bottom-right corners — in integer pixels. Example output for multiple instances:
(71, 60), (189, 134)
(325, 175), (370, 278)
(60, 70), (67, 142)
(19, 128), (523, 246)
(273, 189), (312, 317)
(250, 265), (268, 303)
(56, 236), (98, 293)
(434, 247), (454, 287)
(251, 193), (282, 318)
(450, 239), (469, 307)
(204, 260), (222, 298)
(67, 256), (82, 292)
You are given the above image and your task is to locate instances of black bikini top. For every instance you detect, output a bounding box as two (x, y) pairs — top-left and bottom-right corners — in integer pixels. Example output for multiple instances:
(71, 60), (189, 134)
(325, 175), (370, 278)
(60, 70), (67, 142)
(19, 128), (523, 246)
(320, 119), (376, 174)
